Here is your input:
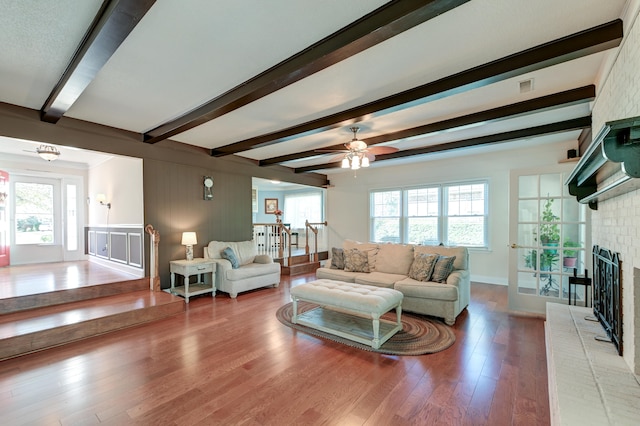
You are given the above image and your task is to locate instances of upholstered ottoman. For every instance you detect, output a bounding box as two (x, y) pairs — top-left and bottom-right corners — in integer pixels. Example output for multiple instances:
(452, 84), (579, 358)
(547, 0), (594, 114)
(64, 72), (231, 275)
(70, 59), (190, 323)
(290, 279), (403, 349)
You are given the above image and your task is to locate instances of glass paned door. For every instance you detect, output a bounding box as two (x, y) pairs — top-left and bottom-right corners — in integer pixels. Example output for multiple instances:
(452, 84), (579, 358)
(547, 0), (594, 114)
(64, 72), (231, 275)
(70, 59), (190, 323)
(509, 169), (589, 314)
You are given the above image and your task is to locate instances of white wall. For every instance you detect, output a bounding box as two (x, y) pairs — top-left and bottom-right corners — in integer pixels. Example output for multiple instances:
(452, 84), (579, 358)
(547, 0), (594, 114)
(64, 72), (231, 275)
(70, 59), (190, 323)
(590, 1), (640, 375)
(326, 139), (579, 285)
(88, 156), (143, 226)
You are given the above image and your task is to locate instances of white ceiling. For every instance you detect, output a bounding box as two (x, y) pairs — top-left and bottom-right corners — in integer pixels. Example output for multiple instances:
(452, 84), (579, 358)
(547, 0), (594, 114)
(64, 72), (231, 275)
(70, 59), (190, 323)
(0, 0), (633, 175)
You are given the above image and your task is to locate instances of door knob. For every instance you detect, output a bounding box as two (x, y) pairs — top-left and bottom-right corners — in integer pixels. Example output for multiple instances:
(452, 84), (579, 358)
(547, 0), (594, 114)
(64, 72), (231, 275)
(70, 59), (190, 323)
(509, 243), (521, 249)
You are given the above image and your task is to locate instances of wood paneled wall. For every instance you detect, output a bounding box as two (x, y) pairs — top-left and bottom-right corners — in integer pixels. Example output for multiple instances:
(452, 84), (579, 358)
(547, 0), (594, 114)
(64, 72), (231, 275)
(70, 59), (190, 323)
(144, 159), (253, 287)
(0, 102), (329, 288)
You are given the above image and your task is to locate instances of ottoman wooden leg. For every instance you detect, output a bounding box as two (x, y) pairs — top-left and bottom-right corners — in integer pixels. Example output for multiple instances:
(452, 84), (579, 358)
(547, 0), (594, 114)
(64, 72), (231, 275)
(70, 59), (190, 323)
(372, 314), (381, 349)
(292, 298), (298, 324)
(395, 304), (402, 328)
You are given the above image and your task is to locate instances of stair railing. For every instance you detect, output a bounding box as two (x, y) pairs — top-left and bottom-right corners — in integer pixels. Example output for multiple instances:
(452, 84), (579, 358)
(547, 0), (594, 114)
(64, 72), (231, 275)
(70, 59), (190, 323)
(252, 223), (279, 254)
(276, 218), (293, 264)
(305, 220), (327, 261)
(252, 222), (293, 263)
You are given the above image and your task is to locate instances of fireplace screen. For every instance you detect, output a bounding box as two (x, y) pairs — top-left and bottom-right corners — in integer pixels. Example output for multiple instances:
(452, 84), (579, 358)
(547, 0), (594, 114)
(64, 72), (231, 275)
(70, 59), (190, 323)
(592, 245), (622, 356)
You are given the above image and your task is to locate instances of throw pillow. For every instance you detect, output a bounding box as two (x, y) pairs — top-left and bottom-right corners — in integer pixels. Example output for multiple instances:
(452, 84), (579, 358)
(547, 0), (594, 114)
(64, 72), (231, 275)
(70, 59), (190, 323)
(431, 255), (456, 283)
(330, 247), (345, 270)
(221, 246), (240, 269)
(408, 253), (439, 282)
(343, 248), (370, 272)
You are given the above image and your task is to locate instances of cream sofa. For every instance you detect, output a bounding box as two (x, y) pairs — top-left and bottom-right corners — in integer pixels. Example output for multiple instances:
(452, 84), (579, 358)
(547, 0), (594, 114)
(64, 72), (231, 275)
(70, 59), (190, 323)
(316, 240), (470, 325)
(204, 240), (280, 298)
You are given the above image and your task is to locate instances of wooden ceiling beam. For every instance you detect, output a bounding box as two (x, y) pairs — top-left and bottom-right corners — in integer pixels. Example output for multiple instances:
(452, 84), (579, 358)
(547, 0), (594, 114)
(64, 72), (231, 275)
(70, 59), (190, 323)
(143, 0), (470, 144)
(213, 19), (621, 157)
(40, 0), (157, 123)
(259, 85), (595, 165)
(293, 116), (592, 173)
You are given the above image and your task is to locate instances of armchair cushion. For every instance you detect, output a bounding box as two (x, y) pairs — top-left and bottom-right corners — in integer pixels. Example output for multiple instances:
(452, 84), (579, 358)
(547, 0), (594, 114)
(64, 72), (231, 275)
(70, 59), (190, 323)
(253, 254), (273, 264)
(221, 247), (240, 269)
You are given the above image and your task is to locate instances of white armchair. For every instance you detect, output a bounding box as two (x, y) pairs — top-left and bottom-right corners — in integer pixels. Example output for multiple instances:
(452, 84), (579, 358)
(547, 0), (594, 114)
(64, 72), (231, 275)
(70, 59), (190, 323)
(204, 240), (281, 298)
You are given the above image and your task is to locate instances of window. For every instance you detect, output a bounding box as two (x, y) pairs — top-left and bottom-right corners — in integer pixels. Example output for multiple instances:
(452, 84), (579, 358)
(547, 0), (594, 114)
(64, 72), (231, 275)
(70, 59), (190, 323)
(370, 181), (488, 248)
(283, 191), (323, 228)
(445, 183), (487, 246)
(371, 190), (401, 242)
(407, 187), (439, 245)
(15, 182), (55, 245)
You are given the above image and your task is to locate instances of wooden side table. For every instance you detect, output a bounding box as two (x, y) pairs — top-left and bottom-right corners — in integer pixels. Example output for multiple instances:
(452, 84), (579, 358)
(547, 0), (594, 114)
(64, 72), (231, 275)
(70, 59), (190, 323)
(169, 258), (216, 303)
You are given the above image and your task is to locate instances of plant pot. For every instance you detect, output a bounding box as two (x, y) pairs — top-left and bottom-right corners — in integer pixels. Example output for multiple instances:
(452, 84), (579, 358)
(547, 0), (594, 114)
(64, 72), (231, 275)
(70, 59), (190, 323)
(563, 257), (577, 268)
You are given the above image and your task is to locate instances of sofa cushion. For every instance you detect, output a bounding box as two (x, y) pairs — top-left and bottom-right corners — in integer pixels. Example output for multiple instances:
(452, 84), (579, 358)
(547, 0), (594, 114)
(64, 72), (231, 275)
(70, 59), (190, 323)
(330, 247), (345, 269)
(408, 253), (439, 282)
(431, 256), (456, 283)
(221, 247), (240, 269)
(315, 267), (357, 283)
(394, 278), (459, 302)
(344, 248), (370, 272)
(374, 243), (414, 275)
(414, 245), (467, 270)
(355, 272), (404, 288)
(343, 240), (379, 271)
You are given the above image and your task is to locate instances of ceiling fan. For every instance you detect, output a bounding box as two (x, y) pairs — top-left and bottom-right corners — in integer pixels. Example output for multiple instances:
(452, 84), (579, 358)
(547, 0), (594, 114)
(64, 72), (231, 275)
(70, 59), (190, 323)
(317, 127), (398, 170)
(22, 144), (61, 161)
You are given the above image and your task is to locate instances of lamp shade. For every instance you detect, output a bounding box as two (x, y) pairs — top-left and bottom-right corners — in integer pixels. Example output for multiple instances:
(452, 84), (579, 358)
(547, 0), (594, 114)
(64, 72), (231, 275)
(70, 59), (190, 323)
(96, 193), (107, 204)
(181, 232), (197, 246)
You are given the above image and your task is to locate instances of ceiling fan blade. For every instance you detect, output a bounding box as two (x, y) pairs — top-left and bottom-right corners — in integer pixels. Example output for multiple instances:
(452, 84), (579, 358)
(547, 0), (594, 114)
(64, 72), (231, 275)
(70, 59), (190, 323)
(314, 149), (349, 153)
(367, 146), (399, 155)
(330, 153), (348, 162)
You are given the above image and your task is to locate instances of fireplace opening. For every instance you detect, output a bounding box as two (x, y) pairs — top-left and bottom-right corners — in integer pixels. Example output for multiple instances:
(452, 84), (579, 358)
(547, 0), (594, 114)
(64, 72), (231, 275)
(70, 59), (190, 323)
(591, 245), (622, 356)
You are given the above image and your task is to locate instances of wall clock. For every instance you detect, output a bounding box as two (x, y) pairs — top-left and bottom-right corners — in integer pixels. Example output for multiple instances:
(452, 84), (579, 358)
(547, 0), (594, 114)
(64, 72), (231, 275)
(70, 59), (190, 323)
(203, 176), (214, 200)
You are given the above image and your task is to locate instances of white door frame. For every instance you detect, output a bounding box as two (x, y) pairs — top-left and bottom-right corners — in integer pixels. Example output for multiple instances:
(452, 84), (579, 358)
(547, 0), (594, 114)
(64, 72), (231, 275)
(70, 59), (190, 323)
(508, 164), (590, 315)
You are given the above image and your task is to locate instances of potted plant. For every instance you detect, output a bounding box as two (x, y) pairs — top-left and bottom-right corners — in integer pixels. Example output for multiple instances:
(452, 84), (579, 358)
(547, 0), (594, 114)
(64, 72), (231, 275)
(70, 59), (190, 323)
(562, 239), (580, 268)
(524, 199), (560, 275)
(539, 199), (560, 247)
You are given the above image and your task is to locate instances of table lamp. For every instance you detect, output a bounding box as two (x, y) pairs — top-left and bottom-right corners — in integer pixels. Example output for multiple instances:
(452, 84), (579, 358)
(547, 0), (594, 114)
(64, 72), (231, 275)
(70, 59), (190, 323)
(181, 232), (197, 261)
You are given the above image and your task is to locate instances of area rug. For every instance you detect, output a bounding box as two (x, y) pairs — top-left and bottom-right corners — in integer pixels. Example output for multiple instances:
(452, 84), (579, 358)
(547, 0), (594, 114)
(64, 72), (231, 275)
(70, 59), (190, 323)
(276, 301), (455, 355)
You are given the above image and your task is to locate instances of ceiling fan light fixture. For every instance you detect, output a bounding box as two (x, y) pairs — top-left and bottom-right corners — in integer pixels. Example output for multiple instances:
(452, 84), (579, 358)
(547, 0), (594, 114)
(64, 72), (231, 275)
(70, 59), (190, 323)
(349, 140), (367, 151)
(340, 126), (375, 171)
(36, 144), (60, 161)
(351, 155), (361, 170)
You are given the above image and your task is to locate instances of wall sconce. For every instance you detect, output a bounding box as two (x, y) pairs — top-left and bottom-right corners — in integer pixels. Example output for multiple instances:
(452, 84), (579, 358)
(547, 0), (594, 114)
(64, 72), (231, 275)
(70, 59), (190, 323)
(181, 232), (197, 261)
(96, 193), (111, 209)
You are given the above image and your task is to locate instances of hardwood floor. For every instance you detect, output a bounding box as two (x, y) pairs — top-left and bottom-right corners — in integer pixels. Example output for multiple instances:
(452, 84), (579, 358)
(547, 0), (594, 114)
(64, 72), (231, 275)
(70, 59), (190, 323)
(0, 272), (549, 425)
(0, 261), (139, 299)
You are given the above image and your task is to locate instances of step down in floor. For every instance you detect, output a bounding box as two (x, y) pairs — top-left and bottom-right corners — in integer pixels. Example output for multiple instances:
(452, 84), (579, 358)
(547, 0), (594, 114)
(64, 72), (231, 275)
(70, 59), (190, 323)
(282, 261), (321, 276)
(0, 287), (185, 360)
(0, 278), (149, 313)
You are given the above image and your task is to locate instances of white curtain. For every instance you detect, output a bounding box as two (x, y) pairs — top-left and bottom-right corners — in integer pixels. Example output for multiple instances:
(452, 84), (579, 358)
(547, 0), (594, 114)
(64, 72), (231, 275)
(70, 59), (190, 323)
(283, 191), (322, 229)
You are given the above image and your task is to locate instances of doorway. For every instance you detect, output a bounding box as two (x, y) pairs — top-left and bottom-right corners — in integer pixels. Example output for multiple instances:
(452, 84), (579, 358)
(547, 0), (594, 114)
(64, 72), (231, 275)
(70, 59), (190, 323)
(508, 167), (589, 314)
(8, 174), (83, 265)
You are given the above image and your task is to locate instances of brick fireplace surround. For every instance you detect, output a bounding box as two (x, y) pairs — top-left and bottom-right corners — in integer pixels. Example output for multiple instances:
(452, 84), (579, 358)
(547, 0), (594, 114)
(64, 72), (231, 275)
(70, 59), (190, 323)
(546, 2), (640, 423)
